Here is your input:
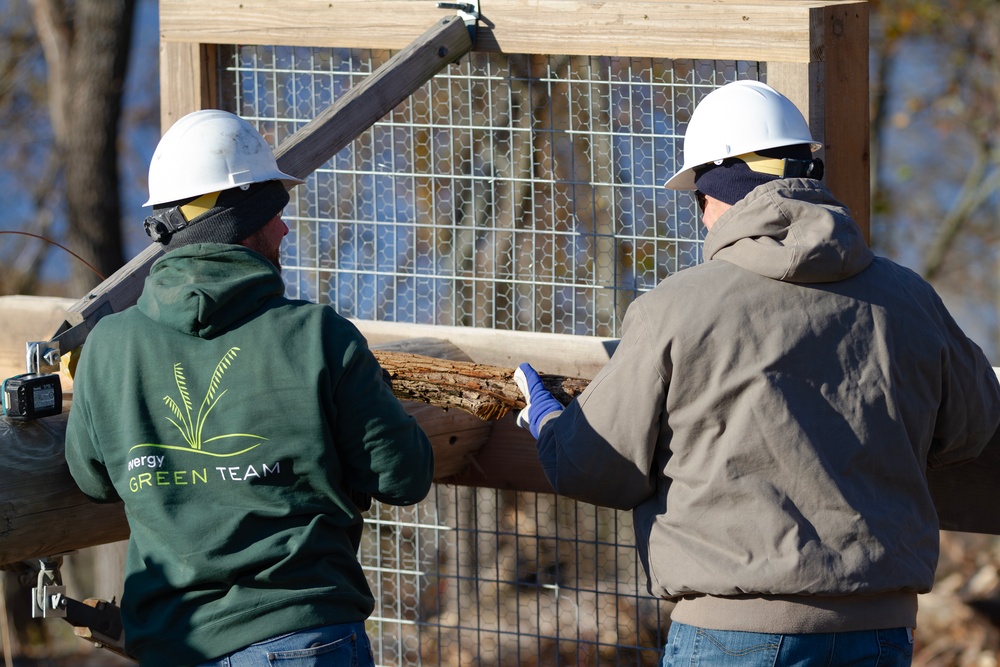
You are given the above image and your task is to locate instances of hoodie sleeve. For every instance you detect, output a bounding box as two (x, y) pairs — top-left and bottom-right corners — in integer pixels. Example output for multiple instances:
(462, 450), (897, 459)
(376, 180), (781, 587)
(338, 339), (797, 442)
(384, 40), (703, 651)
(329, 328), (434, 506)
(536, 301), (663, 510)
(64, 344), (121, 503)
(927, 305), (1000, 469)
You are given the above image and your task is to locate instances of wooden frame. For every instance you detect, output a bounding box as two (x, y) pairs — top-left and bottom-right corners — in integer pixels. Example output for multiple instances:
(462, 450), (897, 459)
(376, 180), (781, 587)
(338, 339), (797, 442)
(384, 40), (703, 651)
(154, 0), (869, 494)
(158, 0), (870, 234)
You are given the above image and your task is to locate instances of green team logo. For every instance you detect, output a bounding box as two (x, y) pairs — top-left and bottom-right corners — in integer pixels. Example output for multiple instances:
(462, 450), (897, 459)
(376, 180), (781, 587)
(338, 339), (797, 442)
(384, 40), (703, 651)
(131, 347), (268, 458)
(126, 348), (280, 493)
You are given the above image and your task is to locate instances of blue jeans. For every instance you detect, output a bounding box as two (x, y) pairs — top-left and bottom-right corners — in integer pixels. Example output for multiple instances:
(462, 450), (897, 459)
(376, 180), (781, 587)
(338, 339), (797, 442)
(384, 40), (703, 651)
(196, 622), (375, 666)
(661, 622), (913, 666)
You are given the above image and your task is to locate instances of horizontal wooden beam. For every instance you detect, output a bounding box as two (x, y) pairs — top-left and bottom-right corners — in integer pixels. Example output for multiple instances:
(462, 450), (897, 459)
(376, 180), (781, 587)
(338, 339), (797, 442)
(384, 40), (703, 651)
(159, 0), (864, 62)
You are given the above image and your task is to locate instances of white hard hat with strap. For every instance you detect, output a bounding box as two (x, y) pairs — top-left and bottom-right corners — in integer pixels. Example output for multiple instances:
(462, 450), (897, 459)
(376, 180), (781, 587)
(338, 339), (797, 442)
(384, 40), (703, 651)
(664, 80), (822, 191)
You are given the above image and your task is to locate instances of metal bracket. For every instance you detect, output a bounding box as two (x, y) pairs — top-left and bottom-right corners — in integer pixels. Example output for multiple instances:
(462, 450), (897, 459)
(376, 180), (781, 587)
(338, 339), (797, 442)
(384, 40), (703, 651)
(438, 0), (479, 43)
(31, 556), (67, 619)
(26, 340), (61, 376)
(23, 555), (132, 659)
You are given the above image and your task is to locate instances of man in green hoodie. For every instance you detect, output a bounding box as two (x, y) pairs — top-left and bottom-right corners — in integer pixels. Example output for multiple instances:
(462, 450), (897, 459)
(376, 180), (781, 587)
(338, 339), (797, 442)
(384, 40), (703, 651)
(514, 81), (1000, 665)
(65, 109), (435, 666)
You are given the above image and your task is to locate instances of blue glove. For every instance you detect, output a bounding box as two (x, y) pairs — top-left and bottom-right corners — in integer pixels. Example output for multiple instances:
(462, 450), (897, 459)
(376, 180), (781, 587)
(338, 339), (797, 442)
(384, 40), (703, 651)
(514, 362), (563, 438)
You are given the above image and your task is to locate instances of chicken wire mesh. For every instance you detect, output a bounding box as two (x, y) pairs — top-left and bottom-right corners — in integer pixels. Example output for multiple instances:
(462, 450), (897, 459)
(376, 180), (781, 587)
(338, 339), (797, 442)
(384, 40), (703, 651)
(360, 486), (667, 666)
(218, 45), (762, 665)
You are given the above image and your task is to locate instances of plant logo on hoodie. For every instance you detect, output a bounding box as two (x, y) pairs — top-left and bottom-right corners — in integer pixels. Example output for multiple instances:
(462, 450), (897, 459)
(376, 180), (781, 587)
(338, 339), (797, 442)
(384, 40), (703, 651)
(125, 347), (282, 493)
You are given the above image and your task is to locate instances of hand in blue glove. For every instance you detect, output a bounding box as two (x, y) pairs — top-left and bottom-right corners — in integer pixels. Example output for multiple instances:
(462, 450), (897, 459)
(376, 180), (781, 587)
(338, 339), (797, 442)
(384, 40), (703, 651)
(513, 362), (563, 438)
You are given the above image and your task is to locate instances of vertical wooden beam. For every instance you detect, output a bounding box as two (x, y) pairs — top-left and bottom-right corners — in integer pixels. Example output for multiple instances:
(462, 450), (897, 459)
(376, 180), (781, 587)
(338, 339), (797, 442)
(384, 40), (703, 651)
(818, 1), (869, 241)
(159, 41), (217, 133)
(768, 2), (869, 242)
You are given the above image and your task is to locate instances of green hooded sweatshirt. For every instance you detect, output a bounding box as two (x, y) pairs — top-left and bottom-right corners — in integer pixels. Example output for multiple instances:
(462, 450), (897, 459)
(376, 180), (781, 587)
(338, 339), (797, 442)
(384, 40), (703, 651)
(65, 244), (434, 665)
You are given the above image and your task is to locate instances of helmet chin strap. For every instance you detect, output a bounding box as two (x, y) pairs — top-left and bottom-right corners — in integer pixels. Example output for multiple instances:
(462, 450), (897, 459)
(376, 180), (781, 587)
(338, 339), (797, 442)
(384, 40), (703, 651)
(143, 206), (192, 243)
(143, 191), (223, 244)
(741, 152), (824, 180)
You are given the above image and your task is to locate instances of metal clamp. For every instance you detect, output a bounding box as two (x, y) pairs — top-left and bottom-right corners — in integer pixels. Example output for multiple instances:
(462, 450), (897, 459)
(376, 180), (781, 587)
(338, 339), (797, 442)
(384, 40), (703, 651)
(26, 340), (61, 376)
(438, 0), (479, 28)
(32, 556), (67, 619)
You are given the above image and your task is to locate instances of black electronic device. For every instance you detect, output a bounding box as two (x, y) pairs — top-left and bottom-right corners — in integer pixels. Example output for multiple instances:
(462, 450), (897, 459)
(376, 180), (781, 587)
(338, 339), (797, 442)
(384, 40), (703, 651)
(3, 373), (63, 421)
(2, 341), (64, 421)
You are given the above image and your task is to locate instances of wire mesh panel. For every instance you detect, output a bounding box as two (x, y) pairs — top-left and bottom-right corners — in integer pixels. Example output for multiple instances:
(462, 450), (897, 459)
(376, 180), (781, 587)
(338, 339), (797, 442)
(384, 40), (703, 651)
(221, 48), (762, 336)
(219, 46), (762, 666)
(361, 485), (668, 666)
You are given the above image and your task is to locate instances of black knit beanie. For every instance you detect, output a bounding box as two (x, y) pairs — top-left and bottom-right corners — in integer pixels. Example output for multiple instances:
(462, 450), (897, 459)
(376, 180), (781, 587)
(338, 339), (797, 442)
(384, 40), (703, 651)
(153, 180), (290, 248)
(694, 144), (814, 206)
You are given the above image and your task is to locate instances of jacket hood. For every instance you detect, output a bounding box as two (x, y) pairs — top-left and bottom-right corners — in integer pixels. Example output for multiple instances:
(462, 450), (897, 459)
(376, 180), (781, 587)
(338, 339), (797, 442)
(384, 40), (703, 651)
(137, 243), (284, 337)
(704, 179), (874, 283)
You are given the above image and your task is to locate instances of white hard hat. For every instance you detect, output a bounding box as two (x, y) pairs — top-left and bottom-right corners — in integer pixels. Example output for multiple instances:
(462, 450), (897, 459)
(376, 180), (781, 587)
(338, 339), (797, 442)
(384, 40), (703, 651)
(664, 80), (822, 190)
(144, 109), (304, 207)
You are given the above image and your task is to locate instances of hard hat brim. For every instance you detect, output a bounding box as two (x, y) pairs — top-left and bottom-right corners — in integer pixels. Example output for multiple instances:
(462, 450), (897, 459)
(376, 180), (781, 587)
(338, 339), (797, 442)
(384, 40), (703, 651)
(143, 174), (304, 208)
(663, 168), (697, 191)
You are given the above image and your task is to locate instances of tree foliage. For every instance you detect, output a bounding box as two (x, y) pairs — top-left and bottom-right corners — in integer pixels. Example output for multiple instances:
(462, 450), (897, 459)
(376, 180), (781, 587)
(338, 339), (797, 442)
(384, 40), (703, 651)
(870, 0), (1000, 299)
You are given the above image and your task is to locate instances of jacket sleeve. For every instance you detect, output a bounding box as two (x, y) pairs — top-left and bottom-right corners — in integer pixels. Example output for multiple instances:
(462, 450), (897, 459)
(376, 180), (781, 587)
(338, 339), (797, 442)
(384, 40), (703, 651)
(64, 344), (121, 503)
(928, 307), (1000, 469)
(536, 301), (664, 510)
(331, 332), (435, 506)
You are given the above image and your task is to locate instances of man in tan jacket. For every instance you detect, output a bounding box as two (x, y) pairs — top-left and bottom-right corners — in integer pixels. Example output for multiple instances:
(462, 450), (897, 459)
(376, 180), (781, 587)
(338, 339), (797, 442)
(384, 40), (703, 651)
(514, 80), (1000, 666)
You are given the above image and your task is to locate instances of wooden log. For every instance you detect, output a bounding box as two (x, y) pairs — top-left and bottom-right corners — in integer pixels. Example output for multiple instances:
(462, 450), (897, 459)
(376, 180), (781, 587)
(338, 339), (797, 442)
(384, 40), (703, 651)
(6, 297), (1000, 569)
(374, 350), (589, 421)
(371, 337), (494, 479)
(0, 412), (129, 568)
(357, 319), (619, 380)
(1, 405), (494, 568)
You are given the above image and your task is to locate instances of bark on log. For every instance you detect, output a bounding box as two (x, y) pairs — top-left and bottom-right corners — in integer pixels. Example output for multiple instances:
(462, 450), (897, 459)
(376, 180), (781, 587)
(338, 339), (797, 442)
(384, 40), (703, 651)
(374, 350), (589, 421)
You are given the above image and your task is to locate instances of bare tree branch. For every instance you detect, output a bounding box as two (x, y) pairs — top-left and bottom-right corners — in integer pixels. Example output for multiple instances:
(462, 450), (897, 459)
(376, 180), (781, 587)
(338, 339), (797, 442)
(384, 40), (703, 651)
(27, 0), (71, 143)
(922, 144), (995, 282)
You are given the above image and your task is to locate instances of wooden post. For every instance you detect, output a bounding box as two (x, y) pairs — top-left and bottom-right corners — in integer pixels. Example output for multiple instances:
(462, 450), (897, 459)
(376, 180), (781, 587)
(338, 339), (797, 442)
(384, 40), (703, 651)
(159, 41), (217, 132)
(768, 2), (869, 240)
